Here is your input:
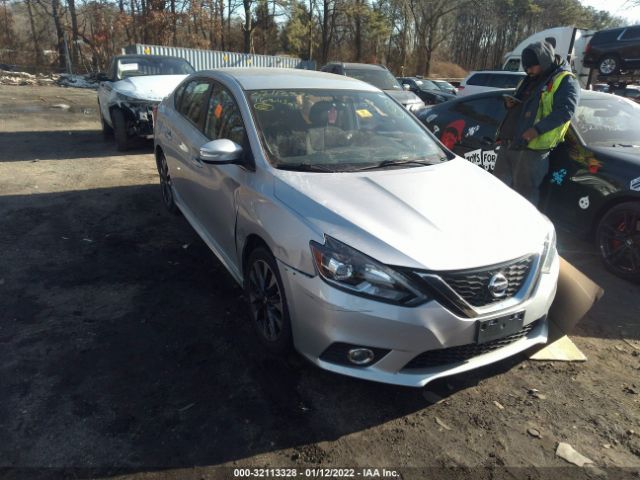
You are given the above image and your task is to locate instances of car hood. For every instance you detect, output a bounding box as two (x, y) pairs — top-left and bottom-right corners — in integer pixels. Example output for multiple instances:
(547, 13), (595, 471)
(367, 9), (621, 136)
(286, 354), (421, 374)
(112, 75), (188, 102)
(385, 89), (422, 104)
(591, 145), (640, 164)
(273, 157), (550, 271)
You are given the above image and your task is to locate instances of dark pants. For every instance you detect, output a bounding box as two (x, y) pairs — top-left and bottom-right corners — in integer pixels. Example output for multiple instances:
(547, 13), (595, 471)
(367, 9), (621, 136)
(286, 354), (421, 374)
(494, 147), (550, 206)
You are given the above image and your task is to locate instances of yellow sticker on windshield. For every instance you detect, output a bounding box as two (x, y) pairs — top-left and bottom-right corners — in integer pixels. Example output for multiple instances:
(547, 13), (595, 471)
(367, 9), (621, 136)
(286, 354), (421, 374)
(254, 103), (273, 111)
(356, 109), (373, 118)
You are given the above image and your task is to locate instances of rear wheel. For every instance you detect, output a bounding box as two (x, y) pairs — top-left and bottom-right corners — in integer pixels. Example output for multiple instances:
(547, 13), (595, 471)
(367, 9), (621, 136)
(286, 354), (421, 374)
(598, 55), (620, 75)
(112, 108), (133, 151)
(244, 247), (293, 354)
(596, 202), (640, 282)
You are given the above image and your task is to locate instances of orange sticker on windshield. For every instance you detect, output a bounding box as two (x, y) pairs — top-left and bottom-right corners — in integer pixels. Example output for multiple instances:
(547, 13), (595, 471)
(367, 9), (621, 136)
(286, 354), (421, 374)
(214, 104), (223, 119)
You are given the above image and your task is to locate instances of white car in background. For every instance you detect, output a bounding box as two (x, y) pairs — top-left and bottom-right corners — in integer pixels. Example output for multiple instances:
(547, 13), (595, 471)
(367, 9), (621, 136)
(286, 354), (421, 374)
(458, 70), (526, 96)
(97, 55), (194, 151)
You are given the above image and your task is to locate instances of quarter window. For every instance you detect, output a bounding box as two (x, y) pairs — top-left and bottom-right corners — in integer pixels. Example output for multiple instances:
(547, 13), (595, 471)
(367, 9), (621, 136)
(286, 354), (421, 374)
(467, 73), (490, 86)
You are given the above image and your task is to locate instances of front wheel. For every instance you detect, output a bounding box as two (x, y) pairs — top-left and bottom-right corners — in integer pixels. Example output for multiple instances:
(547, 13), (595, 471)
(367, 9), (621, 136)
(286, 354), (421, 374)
(596, 202), (640, 282)
(157, 151), (179, 215)
(244, 247), (293, 354)
(112, 108), (133, 151)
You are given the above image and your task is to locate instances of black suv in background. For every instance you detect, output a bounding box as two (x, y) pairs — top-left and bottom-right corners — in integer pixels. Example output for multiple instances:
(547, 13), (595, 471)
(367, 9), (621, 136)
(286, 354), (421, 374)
(584, 25), (640, 75)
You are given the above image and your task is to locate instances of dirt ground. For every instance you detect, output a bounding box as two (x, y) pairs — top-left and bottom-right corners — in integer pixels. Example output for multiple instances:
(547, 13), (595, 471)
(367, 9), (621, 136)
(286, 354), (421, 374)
(1, 84), (639, 480)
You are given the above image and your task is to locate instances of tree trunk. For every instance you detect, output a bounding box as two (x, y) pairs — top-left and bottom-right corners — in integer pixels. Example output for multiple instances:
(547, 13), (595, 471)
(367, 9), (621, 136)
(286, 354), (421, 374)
(171, 0), (177, 45)
(67, 0), (80, 65)
(354, 1), (362, 62)
(51, 0), (66, 70)
(243, 0), (252, 53)
(25, 0), (43, 66)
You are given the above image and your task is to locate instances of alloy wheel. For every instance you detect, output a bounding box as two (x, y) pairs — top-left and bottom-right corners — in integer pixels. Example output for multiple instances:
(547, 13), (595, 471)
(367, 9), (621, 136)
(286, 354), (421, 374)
(247, 259), (284, 342)
(159, 155), (173, 208)
(599, 209), (640, 276)
(600, 58), (618, 75)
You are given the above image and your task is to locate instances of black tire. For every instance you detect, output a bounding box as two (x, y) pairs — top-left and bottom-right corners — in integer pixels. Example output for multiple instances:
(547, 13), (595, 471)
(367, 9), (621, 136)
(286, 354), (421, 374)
(244, 247), (293, 354)
(598, 55), (621, 76)
(112, 108), (132, 151)
(596, 201), (640, 282)
(99, 105), (113, 139)
(157, 151), (179, 215)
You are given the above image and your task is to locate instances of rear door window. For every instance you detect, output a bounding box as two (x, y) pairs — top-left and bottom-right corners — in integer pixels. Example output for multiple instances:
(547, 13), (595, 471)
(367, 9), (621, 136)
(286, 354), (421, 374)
(620, 26), (640, 40)
(467, 73), (490, 86)
(178, 79), (212, 128)
(490, 74), (523, 89)
(453, 97), (505, 126)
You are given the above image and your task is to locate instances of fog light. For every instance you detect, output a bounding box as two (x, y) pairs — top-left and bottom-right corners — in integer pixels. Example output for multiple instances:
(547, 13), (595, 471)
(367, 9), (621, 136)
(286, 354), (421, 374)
(348, 348), (375, 365)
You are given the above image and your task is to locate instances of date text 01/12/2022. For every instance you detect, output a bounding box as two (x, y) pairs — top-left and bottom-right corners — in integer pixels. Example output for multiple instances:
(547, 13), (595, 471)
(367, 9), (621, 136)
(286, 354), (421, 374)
(233, 468), (400, 478)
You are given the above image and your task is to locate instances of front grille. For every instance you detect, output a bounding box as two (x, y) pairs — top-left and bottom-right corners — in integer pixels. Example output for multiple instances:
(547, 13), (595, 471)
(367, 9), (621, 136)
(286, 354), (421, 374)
(439, 255), (535, 307)
(402, 319), (539, 370)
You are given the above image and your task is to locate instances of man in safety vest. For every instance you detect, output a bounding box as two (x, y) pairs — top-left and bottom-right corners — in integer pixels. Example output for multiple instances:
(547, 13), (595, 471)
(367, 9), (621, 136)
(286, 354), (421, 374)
(494, 41), (580, 206)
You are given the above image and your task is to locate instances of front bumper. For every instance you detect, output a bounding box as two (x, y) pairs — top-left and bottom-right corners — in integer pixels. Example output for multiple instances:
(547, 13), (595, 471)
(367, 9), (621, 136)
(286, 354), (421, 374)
(278, 254), (558, 388)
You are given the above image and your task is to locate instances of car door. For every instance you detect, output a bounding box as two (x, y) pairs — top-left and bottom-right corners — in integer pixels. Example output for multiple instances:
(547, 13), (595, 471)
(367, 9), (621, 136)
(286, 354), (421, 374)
(541, 128), (608, 234)
(446, 95), (506, 171)
(160, 77), (213, 213)
(184, 80), (252, 275)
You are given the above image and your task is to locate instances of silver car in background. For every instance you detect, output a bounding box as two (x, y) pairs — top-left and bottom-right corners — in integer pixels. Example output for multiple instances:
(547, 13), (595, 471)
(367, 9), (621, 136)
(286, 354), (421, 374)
(153, 68), (559, 387)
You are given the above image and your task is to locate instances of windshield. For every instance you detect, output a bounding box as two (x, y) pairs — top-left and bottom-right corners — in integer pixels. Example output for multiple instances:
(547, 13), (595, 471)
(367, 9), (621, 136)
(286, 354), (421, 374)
(248, 89), (447, 171)
(117, 57), (194, 79)
(433, 80), (454, 90)
(415, 79), (438, 91)
(574, 96), (640, 146)
(344, 69), (402, 90)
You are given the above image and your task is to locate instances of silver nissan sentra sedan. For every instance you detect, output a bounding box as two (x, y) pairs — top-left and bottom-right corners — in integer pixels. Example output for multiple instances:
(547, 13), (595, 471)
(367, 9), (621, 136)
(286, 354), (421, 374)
(153, 68), (559, 387)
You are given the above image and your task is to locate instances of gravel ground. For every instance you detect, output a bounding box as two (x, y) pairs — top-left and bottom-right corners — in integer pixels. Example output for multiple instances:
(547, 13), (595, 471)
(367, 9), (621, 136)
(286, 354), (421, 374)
(1, 85), (639, 480)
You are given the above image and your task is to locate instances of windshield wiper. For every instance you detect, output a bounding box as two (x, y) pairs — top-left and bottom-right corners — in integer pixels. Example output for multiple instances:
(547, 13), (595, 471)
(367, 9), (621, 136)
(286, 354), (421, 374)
(275, 163), (337, 172)
(612, 143), (640, 148)
(352, 158), (436, 171)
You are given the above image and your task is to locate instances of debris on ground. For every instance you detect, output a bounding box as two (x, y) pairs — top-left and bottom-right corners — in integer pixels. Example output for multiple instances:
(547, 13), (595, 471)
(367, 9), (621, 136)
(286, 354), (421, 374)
(623, 385), (638, 395)
(51, 103), (71, 110)
(529, 335), (587, 362)
(493, 401), (504, 410)
(527, 428), (542, 438)
(556, 442), (594, 467)
(435, 417), (452, 431)
(0, 69), (98, 89)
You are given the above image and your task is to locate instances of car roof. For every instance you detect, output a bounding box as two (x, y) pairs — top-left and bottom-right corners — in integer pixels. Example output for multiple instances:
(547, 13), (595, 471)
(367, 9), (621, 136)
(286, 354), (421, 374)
(115, 54), (188, 61)
(198, 68), (380, 91)
(325, 62), (388, 70)
(467, 70), (526, 76)
(443, 88), (614, 103)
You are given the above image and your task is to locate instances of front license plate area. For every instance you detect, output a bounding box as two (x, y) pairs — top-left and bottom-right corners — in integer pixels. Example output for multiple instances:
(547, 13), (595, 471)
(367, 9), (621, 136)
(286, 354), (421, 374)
(476, 312), (525, 344)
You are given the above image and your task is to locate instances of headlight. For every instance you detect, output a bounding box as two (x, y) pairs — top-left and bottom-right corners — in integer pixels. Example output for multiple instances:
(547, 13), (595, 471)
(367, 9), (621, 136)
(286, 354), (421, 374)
(541, 226), (557, 274)
(310, 236), (428, 306)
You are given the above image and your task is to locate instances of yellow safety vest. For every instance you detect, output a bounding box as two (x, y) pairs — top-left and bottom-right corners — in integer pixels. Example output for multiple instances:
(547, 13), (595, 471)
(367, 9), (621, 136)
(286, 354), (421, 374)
(528, 70), (575, 151)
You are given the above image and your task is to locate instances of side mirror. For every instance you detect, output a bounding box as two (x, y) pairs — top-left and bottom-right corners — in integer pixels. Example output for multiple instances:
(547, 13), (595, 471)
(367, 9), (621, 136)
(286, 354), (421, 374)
(402, 84), (411, 91)
(199, 139), (244, 164)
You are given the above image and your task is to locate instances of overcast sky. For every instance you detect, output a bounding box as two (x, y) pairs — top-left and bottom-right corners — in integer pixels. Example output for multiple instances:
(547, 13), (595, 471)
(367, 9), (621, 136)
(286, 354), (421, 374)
(581, 0), (640, 23)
